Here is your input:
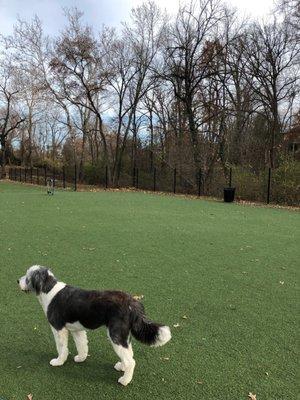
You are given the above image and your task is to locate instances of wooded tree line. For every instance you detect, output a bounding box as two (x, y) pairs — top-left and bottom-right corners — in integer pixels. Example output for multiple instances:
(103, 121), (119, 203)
(0, 0), (299, 186)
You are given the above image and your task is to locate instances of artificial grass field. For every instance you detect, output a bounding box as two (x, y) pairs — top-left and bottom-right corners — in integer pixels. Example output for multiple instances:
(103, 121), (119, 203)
(0, 181), (299, 400)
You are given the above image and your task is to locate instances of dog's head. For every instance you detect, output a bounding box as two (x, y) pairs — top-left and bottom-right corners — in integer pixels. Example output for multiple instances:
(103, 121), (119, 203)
(18, 265), (56, 295)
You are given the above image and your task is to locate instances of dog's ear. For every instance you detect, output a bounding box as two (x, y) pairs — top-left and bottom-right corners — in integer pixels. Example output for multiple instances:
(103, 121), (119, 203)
(29, 269), (48, 294)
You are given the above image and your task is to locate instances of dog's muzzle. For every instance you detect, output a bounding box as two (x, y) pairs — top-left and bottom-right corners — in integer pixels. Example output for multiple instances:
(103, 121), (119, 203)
(18, 276), (29, 292)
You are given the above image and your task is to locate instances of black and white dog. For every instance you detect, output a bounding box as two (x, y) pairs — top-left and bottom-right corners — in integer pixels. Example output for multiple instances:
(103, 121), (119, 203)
(18, 265), (171, 386)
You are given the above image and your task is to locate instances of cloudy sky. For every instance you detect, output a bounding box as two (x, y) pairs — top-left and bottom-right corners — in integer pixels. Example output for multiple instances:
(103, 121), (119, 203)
(0, 0), (276, 36)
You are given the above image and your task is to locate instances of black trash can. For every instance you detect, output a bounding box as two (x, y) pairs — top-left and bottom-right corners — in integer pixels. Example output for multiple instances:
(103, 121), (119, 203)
(224, 187), (235, 202)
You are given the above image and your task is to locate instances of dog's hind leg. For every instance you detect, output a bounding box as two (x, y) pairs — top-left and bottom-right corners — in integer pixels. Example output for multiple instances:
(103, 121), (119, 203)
(71, 330), (88, 363)
(108, 328), (135, 386)
(50, 327), (69, 366)
(113, 341), (133, 372)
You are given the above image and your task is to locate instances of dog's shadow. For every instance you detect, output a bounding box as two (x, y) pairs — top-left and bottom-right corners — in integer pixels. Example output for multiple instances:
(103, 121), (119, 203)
(7, 345), (118, 386)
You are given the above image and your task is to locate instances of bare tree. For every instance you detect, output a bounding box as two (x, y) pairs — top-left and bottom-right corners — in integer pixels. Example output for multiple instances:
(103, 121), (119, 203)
(243, 19), (299, 167)
(0, 59), (25, 176)
(50, 9), (111, 176)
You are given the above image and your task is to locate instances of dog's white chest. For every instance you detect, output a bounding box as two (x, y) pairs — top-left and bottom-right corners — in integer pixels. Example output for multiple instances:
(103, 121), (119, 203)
(38, 282), (66, 314)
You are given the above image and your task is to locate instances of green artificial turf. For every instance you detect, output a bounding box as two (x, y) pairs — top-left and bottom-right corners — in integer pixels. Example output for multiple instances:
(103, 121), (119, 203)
(0, 181), (299, 400)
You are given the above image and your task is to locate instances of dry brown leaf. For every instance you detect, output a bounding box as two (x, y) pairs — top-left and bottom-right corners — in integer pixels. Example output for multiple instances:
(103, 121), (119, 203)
(27, 394), (33, 400)
(196, 380), (203, 385)
(133, 294), (144, 301)
(248, 392), (256, 400)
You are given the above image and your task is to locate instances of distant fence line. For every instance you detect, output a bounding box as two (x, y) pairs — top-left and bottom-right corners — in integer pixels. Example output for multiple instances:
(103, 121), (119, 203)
(4, 164), (300, 206)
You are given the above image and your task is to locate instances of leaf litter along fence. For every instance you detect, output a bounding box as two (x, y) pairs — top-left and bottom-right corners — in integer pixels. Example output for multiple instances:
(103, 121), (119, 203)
(5, 162), (300, 206)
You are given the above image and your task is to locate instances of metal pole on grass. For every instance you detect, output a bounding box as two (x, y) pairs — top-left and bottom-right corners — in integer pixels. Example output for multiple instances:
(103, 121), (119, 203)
(229, 167), (232, 188)
(153, 167), (156, 192)
(267, 167), (271, 204)
(63, 166), (66, 189)
(173, 168), (177, 194)
(136, 168), (139, 189)
(132, 166), (136, 187)
(74, 164), (77, 191)
(105, 165), (108, 189)
(44, 166), (47, 186)
(198, 168), (202, 197)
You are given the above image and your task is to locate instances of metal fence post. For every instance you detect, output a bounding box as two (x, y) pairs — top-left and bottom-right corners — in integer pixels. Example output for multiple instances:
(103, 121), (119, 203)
(74, 164), (77, 191)
(30, 167), (33, 184)
(229, 167), (232, 188)
(198, 168), (202, 196)
(267, 167), (271, 204)
(173, 168), (177, 194)
(63, 166), (66, 188)
(105, 165), (108, 189)
(153, 167), (156, 192)
(132, 166), (136, 187)
(44, 166), (47, 186)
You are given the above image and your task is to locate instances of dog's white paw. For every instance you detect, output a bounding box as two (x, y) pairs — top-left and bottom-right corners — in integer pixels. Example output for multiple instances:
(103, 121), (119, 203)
(118, 376), (131, 386)
(114, 362), (125, 371)
(50, 358), (65, 366)
(74, 355), (87, 363)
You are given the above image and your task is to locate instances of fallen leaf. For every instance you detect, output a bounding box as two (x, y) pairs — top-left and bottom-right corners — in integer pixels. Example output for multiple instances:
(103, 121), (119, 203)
(27, 394), (33, 400)
(248, 392), (256, 400)
(265, 372), (269, 376)
(133, 294), (144, 301)
(196, 380), (203, 384)
(182, 315), (188, 319)
(173, 323), (180, 328)
(17, 365), (22, 369)
(279, 281), (284, 285)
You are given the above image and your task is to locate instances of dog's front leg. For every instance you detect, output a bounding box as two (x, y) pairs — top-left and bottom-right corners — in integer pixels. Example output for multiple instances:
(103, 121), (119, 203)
(50, 327), (69, 366)
(71, 330), (88, 363)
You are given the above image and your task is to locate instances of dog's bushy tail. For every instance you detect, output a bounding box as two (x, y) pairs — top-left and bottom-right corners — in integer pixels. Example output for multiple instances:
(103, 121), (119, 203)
(129, 299), (171, 347)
